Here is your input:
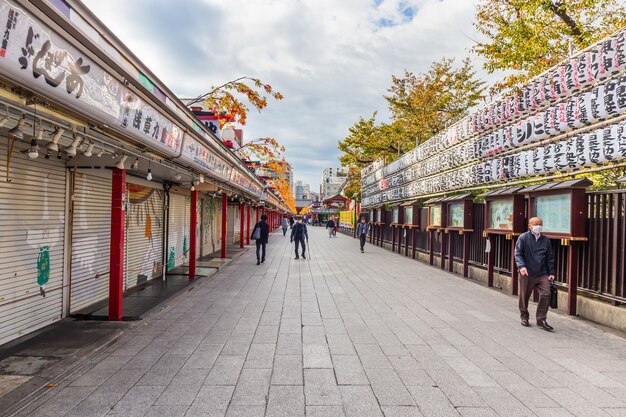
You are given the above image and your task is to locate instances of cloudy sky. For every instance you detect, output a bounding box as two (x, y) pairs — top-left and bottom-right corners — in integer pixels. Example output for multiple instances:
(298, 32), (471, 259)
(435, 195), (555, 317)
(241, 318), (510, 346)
(82, 0), (486, 191)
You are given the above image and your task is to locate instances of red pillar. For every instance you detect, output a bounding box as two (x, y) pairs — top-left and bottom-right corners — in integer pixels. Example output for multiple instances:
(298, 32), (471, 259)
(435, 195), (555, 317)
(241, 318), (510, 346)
(240, 202), (245, 249)
(568, 242), (579, 316)
(221, 193), (227, 258)
(189, 190), (198, 279)
(108, 168), (126, 321)
(246, 206), (251, 245)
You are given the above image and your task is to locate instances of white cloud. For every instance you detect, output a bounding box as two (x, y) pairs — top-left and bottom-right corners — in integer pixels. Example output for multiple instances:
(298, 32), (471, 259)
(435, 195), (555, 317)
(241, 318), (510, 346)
(82, 0), (482, 189)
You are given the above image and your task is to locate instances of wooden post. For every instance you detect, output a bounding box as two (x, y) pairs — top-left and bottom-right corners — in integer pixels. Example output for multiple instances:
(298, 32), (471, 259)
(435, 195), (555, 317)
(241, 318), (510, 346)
(392, 227), (396, 252)
(221, 193), (227, 258)
(487, 235), (495, 287)
(567, 241), (579, 316)
(440, 231), (447, 270)
(511, 236), (518, 295)
(429, 230), (435, 266)
(108, 168), (126, 321)
(189, 189), (198, 279)
(412, 229), (417, 259)
(462, 233), (470, 278)
(447, 231), (454, 273)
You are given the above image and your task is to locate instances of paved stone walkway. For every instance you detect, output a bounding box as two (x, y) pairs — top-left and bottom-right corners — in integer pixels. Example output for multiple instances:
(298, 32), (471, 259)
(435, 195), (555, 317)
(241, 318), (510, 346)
(13, 227), (626, 417)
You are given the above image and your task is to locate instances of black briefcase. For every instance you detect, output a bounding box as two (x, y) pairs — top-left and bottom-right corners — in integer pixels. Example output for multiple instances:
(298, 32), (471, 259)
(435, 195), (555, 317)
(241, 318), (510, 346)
(550, 282), (558, 309)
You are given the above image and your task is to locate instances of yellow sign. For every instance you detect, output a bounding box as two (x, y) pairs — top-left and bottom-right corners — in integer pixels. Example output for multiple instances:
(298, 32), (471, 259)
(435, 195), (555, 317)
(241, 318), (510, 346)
(339, 210), (355, 229)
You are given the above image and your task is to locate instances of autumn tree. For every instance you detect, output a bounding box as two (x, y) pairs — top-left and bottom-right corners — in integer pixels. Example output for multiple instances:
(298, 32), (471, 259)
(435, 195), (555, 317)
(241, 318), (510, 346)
(338, 58), (485, 201)
(473, 0), (626, 93)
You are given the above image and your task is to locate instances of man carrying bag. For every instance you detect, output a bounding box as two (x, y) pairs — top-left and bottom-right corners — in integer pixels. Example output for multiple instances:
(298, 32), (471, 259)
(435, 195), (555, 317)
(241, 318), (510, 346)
(251, 214), (269, 265)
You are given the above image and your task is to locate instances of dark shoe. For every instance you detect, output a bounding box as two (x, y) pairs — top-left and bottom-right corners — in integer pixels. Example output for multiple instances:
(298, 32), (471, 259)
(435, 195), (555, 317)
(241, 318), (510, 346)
(302, 254), (306, 259)
(537, 320), (554, 331)
(256, 260), (260, 265)
(295, 256), (299, 260)
(360, 249), (364, 253)
(261, 259), (265, 263)
(521, 318), (530, 327)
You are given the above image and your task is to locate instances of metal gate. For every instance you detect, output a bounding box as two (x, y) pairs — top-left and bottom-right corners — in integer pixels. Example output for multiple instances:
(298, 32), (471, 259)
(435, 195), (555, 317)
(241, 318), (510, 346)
(125, 182), (164, 289)
(70, 171), (111, 313)
(167, 192), (190, 270)
(0, 142), (67, 345)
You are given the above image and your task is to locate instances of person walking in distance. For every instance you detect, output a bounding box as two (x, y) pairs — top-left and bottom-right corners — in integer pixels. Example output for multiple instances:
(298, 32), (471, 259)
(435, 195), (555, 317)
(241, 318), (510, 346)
(356, 217), (368, 253)
(281, 216), (289, 236)
(251, 214), (270, 265)
(326, 217), (335, 238)
(291, 216), (309, 259)
(514, 217), (555, 331)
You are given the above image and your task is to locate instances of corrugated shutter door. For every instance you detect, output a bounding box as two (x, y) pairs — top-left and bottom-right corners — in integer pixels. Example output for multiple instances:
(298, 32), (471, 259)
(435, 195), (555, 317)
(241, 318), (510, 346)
(0, 143), (66, 345)
(201, 196), (220, 257)
(167, 193), (190, 270)
(125, 183), (164, 289)
(70, 172), (111, 313)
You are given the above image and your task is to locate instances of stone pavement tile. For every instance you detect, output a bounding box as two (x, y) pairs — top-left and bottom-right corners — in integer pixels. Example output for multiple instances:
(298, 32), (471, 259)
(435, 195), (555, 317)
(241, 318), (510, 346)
(144, 405), (189, 416)
(272, 354), (303, 385)
(185, 385), (234, 417)
(407, 386), (461, 417)
(304, 344), (333, 368)
(443, 357), (498, 388)
(230, 368), (271, 406)
(324, 318), (348, 335)
(136, 364), (182, 386)
(379, 342), (411, 357)
(365, 367), (415, 406)
(265, 385), (305, 417)
(347, 326), (377, 344)
(340, 385), (385, 417)
(233, 317), (261, 334)
(253, 325), (279, 344)
(474, 386), (536, 417)
(276, 332), (302, 355)
(280, 318), (302, 334)
(405, 345), (450, 371)
(29, 386), (97, 417)
(186, 344), (223, 369)
(64, 403), (112, 417)
(304, 368), (342, 406)
(205, 355), (246, 385)
(303, 313), (324, 326)
(549, 371), (626, 408)
(354, 343), (392, 369)
(456, 407), (499, 417)
(106, 385), (164, 416)
(304, 326), (328, 345)
(487, 370), (559, 409)
(381, 406), (425, 417)
(543, 387), (613, 417)
(155, 368), (207, 406)
(222, 333), (255, 355)
(388, 355), (434, 387)
(456, 346), (508, 372)
(426, 369), (484, 407)
(282, 305), (301, 318)
(320, 305), (341, 319)
(532, 409), (576, 417)
(260, 311), (282, 326)
(553, 358), (624, 388)
(327, 334), (357, 355)
(245, 343), (276, 369)
(306, 405), (347, 417)
(333, 354), (369, 385)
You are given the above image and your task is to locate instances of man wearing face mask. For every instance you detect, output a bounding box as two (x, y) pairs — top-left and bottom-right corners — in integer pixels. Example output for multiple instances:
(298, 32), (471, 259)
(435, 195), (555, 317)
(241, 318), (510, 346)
(514, 217), (556, 331)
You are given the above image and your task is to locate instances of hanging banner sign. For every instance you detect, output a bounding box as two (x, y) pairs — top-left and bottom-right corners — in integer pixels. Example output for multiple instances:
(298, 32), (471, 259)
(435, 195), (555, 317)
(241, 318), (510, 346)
(0, 0), (183, 155)
(179, 136), (232, 181)
(230, 169), (263, 197)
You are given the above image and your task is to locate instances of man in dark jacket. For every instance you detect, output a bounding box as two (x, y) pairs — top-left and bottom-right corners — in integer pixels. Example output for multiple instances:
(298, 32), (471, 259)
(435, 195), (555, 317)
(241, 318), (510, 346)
(356, 217), (368, 253)
(326, 218), (336, 238)
(251, 214), (270, 265)
(514, 217), (555, 331)
(290, 216), (308, 259)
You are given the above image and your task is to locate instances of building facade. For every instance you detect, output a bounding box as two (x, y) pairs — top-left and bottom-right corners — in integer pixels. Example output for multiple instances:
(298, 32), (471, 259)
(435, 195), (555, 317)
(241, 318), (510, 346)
(321, 167), (348, 199)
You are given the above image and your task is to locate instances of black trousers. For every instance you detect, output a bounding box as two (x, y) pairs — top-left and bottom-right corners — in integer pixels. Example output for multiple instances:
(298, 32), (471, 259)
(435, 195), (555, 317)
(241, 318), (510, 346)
(294, 238), (306, 257)
(256, 240), (266, 261)
(359, 234), (366, 250)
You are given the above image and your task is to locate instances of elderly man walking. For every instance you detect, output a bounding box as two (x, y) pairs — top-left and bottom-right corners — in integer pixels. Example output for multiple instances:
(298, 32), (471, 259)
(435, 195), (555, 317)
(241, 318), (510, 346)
(514, 217), (555, 331)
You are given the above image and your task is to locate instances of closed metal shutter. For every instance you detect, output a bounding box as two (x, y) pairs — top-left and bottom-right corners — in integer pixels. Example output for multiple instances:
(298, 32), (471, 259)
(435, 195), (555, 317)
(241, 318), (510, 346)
(201, 196), (218, 257)
(70, 171), (111, 313)
(0, 142), (67, 345)
(125, 182), (164, 289)
(167, 192), (190, 270)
